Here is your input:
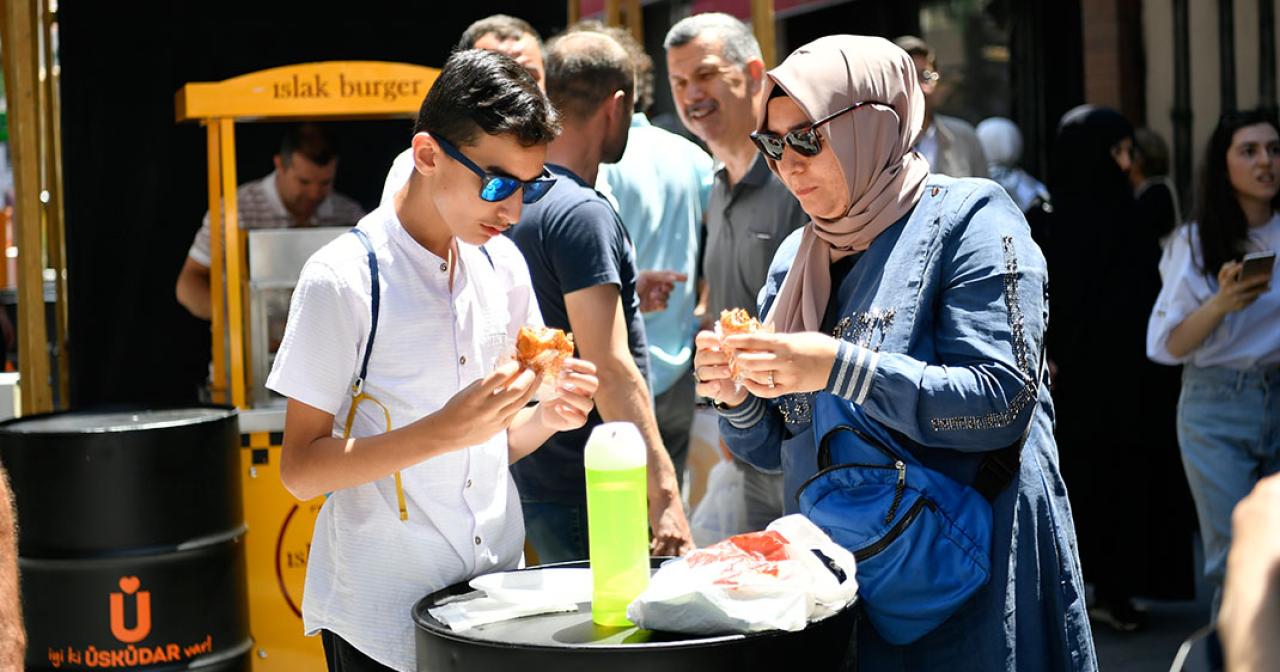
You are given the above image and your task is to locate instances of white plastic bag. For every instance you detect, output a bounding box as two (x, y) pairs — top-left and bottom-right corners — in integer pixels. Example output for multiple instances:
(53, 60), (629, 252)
(689, 459), (748, 547)
(627, 515), (858, 634)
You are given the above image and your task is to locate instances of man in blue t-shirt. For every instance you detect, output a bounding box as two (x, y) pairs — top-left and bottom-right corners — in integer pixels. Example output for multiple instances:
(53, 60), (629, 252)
(595, 25), (714, 492)
(507, 30), (693, 563)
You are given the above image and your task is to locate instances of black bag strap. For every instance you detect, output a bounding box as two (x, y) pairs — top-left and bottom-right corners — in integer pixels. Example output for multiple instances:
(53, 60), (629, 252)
(816, 423), (893, 471)
(971, 346), (1048, 502)
(971, 444), (1020, 502)
(349, 228), (379, 394)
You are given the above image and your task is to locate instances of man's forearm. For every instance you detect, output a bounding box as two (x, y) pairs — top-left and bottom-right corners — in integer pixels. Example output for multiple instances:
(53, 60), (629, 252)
(1219, 474), (1280, 672)
(594, 360), (680, 502)
(0, 468), (25, 669)
(175, 260), (213, 321)
(179, 284), (212, 321)
(1221, 564), (1280, 671)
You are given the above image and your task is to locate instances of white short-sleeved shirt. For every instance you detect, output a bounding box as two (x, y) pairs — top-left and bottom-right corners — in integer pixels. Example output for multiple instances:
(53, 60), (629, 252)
(265, 204), (541, 671)
(1147, 214), (1280, 369)
(188, 171), (366, 267)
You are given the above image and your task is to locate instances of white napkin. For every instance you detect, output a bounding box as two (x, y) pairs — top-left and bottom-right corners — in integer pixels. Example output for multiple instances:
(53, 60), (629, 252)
(428, 595), (579, 632)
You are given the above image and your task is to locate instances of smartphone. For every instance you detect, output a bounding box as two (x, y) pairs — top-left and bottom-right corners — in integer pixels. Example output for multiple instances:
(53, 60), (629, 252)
(1239, 250), (1277, 281)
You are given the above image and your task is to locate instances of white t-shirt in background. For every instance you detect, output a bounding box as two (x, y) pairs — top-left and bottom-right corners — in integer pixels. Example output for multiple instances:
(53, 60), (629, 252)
(266, 204), (542, 672)
(1147, 213), (1280, 369)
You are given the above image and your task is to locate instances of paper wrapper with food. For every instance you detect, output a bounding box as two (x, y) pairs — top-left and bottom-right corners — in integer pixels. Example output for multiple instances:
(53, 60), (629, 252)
(714, 308), (772, 388)
(626, 515), (858, 635)
(505, 325), (575, 398)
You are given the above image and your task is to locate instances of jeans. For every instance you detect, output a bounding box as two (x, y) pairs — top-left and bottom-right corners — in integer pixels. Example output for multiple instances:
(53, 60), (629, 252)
(522, 499), (590, 564)
(1177, 364), (1280, 616)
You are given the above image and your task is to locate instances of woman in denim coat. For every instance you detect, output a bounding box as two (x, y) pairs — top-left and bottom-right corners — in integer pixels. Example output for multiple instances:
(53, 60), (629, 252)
(691, 36), (1097, 670)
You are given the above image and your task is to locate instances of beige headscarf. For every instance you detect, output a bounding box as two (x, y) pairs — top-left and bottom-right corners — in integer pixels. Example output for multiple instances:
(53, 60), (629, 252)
(759, 35), (931, 334)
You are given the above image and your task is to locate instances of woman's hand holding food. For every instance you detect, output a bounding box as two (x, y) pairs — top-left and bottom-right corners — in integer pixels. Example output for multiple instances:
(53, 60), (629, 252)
(692, 330), (750, 408)
(725, 331), (840, 399)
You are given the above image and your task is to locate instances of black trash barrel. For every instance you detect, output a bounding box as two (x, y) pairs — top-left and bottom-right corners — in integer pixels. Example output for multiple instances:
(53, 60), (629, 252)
(0, 407), (252, 671)
(413, 559), (858, 671)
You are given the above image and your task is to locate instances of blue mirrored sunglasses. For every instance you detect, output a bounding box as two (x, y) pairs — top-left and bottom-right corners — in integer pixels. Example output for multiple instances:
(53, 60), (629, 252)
(433, 135), (557, 204)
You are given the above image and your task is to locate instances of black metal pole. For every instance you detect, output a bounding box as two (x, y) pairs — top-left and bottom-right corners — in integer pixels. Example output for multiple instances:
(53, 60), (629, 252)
(1261, 0), (1277, 116)
(1174, 0), (1193, 201)
(1220, 0), (1237, 112)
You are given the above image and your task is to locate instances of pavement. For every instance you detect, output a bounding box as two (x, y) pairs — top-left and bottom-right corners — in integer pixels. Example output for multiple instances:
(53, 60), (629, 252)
(1093, 595), (1210, 671)
(1091, 542), (1213, 672)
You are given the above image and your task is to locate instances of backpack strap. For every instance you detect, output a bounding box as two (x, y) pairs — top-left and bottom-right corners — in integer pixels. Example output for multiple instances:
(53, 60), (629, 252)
(346, 233), (486, 387)
(349, 228), (379, 395)
(342, 228), (408, 521)
(971, 346), (1048, 502)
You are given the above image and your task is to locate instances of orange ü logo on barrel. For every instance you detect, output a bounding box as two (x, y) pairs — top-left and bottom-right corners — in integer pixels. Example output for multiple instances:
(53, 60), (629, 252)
(109, 576), (152, 643)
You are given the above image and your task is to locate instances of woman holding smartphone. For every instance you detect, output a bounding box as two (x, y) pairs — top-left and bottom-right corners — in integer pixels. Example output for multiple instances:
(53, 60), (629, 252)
(1147, 108), (1280, 617)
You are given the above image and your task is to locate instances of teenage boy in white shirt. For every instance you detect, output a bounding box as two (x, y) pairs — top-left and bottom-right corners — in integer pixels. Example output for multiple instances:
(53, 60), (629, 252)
(266, 49), (598, 672)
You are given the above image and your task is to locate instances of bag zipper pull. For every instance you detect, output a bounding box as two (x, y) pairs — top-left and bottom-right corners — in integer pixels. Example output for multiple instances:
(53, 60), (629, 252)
(885, 460), (906, 524)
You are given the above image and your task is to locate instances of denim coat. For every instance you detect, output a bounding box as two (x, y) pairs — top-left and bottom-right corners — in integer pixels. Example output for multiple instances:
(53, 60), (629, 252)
(718, 176), (1097, 671)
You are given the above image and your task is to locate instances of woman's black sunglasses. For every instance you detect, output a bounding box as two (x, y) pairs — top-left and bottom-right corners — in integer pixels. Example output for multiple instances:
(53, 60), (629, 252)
(434, 135), (557, 204)
(750, 100), (888, 161)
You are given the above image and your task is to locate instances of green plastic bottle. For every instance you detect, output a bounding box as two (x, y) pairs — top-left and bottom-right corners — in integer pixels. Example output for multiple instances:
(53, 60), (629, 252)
(584, 422), (649, 627)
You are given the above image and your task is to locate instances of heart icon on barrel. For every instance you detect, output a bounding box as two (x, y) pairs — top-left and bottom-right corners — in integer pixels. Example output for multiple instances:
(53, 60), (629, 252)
(118, 576), (141, 595)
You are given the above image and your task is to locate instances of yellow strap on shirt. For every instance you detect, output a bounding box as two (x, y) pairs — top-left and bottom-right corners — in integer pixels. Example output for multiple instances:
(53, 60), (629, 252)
(342, 228), (407, 521)
(342, 387), (407, 522)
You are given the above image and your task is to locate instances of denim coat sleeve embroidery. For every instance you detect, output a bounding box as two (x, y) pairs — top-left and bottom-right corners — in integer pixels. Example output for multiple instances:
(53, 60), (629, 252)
(827, 184), (1048, 451)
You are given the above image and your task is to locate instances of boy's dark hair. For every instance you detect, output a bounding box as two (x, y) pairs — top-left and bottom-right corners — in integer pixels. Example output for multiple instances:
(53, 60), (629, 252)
(570, 20), (654, 115)
(413, 49), (560, 147)
(280, 123), (338, 166)
(1194, 108), (1280, 279)
(458, 14), (542, 51)
(544, 31), (634, 122)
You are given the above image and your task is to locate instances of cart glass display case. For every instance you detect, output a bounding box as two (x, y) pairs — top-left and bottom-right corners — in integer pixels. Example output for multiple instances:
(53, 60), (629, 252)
(246, 226), (348, 407)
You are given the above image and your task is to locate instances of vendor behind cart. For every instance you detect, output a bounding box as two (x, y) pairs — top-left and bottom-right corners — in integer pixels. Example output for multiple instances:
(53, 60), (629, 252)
(266, 50), (597, 672)
(174, 123), (366, 320)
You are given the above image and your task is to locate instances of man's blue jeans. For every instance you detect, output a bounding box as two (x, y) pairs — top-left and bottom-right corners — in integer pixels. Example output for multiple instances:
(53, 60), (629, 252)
(1177, 364), (1280, 616)
(522, 499), (590, 564)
